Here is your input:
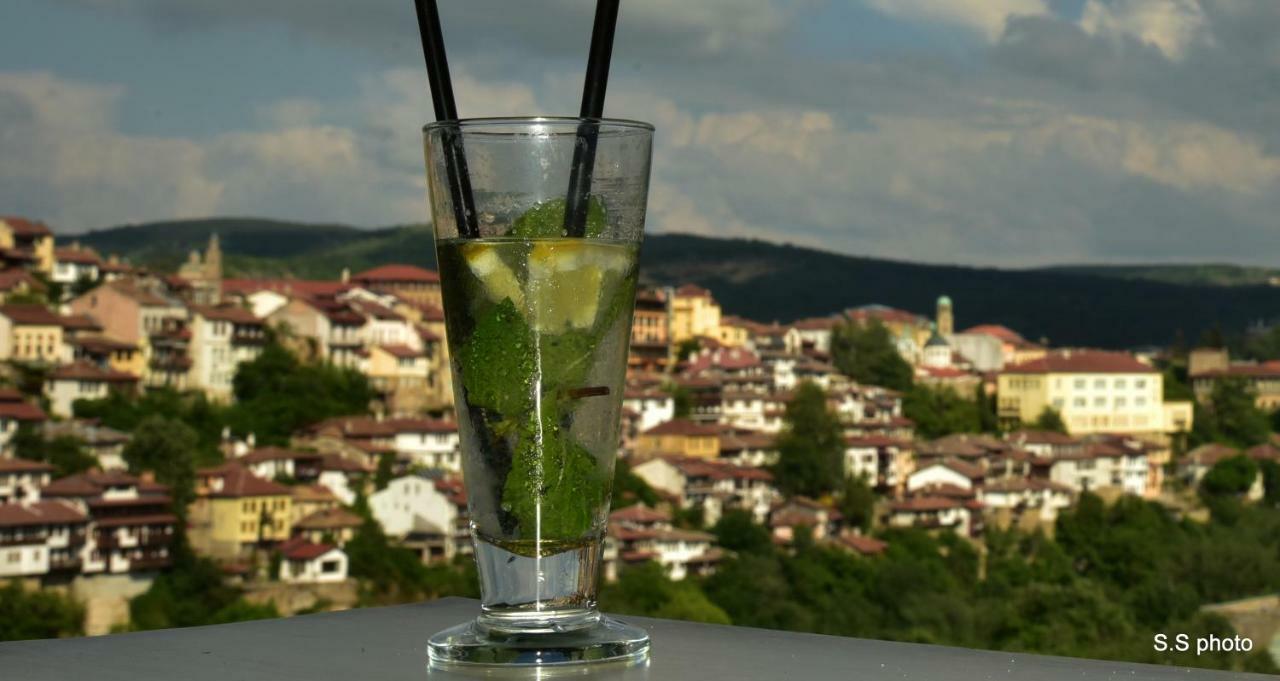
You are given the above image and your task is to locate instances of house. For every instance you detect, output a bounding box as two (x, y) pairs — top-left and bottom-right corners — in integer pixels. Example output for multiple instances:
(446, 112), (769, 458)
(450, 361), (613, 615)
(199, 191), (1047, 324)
(277, 537), (349, 583)
(188, 305), (266, 401)
(350, 264), (442, 309)
(631, 455), (778, 524)
(369, 474), (458, 563)
(0, 304), (65, 363)
(887, 496), (982, 536)
(622, 388), (675, 435)
(998, 350), (1193, 441)
(44, 361), (139, 417)
(0, 217), (55, 275)
(292, 507), (362, 547)
(827, 529), (888, 557)
(1188, 347), (1280, 410)
(0, 268), (47, 304)
(770, 497), (842, 544)
(844, 435), (914, 492)
(290, 484), (339, 525)
(635, 419), (721, 460)
(189, 464), (293, 560)
(1179, 443), (1239, 486)
(384, 418), (460, 472)
(316, 455), (371, 506)
(1039, 439), (1149, 497)
(68, 279), (188, 354)
(980, 478), (1075, 526)
(785, 316), (838, 355)
(235, 447), (324, 483)
(1004, 430), (1084, 460)
(907, 458), (984, 494)
(67, 335), (143, 376)
(39, 420), (129, 471)
(52, 243), (103, 288)
(0, 457), (53, 504)
(609, 505), (721, 580)
(844, 304), (934, 362)
(365, 345), (437, 414)
(669, 284), (722, 344)
(0, 500), (89, 579)
(41, 471), (177, 574)
(959, 324), (1045, 368)
(0, 388), (47, 457)
(717, 427), (777, 468)
(629, 288), (670, 373)
(268, 297), (366, 367)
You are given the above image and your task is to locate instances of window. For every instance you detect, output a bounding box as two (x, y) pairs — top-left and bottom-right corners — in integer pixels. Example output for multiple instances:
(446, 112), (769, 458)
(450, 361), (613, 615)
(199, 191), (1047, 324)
(1074, 378), (1085, 389)
(321, 559), (340, 574)
(7, 550), (19, 564)
(1135, 379), (1147, 389)
(1115, 397), (1127, 407)
(1094, 397), (1106, 407)
(1115, 378), (1126, 389)
(1135, 397), (1147, 406)
(1052, 398), (1064, 408)
(1073, 397), (1086, 407)
(1094, 378), (1105, 389)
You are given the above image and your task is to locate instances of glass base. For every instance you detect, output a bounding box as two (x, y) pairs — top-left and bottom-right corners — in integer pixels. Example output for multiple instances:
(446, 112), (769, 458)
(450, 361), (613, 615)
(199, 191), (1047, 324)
(428, 614), (650, 667)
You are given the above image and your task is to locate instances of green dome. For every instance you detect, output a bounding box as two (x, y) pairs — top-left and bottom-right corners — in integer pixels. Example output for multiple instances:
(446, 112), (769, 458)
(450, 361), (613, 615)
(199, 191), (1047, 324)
(937, 295), (952, 307)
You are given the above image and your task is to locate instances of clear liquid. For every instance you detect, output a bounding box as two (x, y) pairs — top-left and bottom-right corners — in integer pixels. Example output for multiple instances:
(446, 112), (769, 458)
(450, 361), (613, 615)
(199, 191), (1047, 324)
(438, 238), (638, 562)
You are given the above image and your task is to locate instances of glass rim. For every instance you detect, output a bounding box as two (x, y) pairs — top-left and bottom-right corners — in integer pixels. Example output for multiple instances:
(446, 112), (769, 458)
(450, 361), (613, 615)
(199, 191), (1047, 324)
(423, 116), (654, 135)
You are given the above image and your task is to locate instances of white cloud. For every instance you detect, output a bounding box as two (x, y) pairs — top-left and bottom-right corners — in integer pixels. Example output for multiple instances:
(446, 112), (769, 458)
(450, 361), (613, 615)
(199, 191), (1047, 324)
(860, 0), (1050, 41)
(1080, 0), (1210, 60)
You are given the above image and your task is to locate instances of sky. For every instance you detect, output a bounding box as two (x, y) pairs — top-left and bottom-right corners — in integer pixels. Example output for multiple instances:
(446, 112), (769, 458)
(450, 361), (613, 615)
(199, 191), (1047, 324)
(1, 0), (1278, 266)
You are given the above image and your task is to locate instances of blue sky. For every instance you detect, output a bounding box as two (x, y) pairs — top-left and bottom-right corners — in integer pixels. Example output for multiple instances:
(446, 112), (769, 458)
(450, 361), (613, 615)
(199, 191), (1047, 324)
(1, 0), (1278, 266)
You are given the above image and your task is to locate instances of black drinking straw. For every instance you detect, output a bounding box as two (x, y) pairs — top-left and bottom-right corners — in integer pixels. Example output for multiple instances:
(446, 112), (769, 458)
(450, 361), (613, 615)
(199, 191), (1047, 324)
(564, 0), (622, 238)
(413, 0), (479, 238)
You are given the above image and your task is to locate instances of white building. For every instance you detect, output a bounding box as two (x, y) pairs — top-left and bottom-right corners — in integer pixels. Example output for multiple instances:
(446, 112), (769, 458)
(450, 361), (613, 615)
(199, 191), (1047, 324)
(278, 537), (348, 583)
(188, 305), (266, 401)
(386, 418), (460, 471)
(0, 500), (89, 578)
(1042, 442), (1149, 496)
(43, 361), (138, 418)
(887, 496), (980, 536)
(906, 459), (982, 494)
(609, 506), (721, 581)
(980, 478), (1074, 523)
(622, 389), (675, 434)
(844, 436), (915, 491)
(369, 474), (458, 542)
(0, 458), (52, 504)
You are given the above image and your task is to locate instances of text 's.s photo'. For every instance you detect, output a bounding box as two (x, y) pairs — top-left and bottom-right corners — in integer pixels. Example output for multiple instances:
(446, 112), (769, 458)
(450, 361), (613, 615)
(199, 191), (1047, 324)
(0, 0), (1279, 679)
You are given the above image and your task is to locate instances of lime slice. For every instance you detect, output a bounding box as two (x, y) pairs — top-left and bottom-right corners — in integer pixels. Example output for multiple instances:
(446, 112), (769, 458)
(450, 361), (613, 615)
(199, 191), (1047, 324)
(527, 241), (601, 332)
(461, 242), (524, 307)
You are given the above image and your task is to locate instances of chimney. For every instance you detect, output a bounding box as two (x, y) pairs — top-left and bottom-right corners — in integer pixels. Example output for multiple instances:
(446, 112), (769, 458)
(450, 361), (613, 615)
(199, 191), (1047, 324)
(341, 268), (350, 284)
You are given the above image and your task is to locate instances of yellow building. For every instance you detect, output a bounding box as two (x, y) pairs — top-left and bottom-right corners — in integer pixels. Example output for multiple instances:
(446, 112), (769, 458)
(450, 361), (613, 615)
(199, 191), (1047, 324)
(0, 304), (64, 363)
(716, 315), (753, 348)
(0, 217), (55, 275)
(670, 284), (721, 343)
(998, 350), (1192, 440)
(190, 465), (293, 560)
(635, 419), (721, 460)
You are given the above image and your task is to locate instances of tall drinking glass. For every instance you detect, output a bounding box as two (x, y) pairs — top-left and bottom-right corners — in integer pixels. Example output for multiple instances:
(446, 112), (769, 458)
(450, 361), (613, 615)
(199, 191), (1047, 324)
(425, 118), (653, 666)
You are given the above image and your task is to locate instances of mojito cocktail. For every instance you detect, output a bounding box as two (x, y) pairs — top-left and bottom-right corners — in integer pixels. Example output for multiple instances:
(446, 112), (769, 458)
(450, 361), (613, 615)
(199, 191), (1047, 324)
(426, 118), (653, 666)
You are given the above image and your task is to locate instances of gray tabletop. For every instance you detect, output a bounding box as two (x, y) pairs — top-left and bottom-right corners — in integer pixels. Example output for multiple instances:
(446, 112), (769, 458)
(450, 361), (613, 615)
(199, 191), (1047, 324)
(0, 598), (1265, 680)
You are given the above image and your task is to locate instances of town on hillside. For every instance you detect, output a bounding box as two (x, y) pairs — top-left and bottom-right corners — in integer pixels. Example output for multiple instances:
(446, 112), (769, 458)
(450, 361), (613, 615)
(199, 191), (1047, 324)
(0, 215), (1276, 641)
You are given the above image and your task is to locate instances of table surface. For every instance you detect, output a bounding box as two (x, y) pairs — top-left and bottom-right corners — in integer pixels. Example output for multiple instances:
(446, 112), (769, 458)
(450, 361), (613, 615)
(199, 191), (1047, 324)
(0, 598), (1267, 680)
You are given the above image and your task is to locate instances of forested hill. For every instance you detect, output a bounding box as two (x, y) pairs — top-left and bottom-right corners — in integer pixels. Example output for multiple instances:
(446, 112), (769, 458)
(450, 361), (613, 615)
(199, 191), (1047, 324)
(76, 218), (1280, 349)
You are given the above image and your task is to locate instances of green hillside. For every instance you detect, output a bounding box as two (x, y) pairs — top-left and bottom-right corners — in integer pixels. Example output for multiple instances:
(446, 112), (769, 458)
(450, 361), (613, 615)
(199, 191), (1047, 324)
(76, 218), (1280, 349)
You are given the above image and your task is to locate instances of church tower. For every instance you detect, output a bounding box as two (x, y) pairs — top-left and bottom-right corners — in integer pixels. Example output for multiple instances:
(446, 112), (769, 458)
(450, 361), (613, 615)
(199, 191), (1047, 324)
(936, 295), (953, 337)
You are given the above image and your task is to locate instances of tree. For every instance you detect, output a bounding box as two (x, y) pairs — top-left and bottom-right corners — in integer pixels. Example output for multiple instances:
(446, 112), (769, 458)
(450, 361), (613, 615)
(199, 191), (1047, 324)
(665, 382), (693, 419)
(1200, 377), (1270, 447)
(903, 385), (980, 439)
(599, 561), (731, 625)
(771, 381), (844, 497)
(0, 582), (83, 641)
(839, 474), (876, 532)
(123, 415), (199, 517)
(1259, 459), (1280, 506)
(975, 383), (998, 433)
(229, 340), (376, 445)
(129, 535), (277, 631)
(831, 319), (914, 392)
(712, 509), (774, 555)
(1031, 407), (1068, 434)
(1200, 455), (1258, 498)
(674, 339), (701, 363)
(374, 451), (395, 491)
(611, 460), (660, 509)
(13, 425), (96, 477)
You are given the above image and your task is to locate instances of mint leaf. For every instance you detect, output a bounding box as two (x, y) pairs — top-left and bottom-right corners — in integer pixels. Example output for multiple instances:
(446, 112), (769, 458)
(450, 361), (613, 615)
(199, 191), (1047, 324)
(510, 197), (609, 239)
(455, 298), (535, 417)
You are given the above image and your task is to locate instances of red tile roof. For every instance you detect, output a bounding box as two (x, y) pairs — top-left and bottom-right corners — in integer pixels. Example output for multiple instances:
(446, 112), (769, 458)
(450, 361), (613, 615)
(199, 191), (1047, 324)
(961, 324), (1029, 344)
(0, 500), (86, 527)
(0, 269), (45, 292)
(377, 344), (423, 359)
(48, 361), (139, 383)
(384, 418), (457, 434)
(294, 507), (363, 530)
(55, 246), (102, 265)
(279, 536), (339, 561)
(609, 505), (671, 524)
(642, 419), (720, 437)
(1003, 350), (1155, 374)
(205, 466), (291, 498)
(0, 458), (53, 474)
(834, 532), (887, 556)
(59, 314), (103, 332)
(72, 336), (138, 353)
(222, 278), (350, 299)
(94, 513), (178, 529)
(238, 447), (320, 464)
(0, 217), (53, 237)
(0, 304), (63, 326)
(0, 400), (46, 421)
(890, 496), (970, 512)
(191, 304), (261, 325)
(674, 284), (711, 298)
(352, 264), (440, 284)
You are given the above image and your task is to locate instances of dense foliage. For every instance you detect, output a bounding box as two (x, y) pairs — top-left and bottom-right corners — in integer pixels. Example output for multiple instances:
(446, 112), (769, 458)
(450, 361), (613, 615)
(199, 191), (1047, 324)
(128, 537), (277, 631)
(13, 425), (96, 477)
(344, 501), (478, 605)
(902, 385), (981, 439)
(0, 582), (84, 641)
(123, 415), (201, 517)
(771, 382), (845, 498)
(831, 319), (914, 392)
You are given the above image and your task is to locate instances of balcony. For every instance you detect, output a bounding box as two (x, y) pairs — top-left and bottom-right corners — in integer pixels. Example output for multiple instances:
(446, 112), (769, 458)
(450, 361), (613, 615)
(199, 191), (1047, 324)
(0, 598), (1253, 681)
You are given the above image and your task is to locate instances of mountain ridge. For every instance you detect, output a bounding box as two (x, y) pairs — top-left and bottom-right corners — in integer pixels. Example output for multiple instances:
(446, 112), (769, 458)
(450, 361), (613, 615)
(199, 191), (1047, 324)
(75, 218), (1280, 349)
